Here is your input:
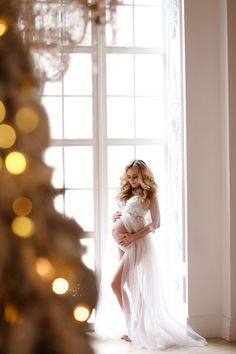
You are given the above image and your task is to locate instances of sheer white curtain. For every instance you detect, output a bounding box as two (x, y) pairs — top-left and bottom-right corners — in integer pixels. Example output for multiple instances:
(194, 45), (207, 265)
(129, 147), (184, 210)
(164, 0), (186, 319)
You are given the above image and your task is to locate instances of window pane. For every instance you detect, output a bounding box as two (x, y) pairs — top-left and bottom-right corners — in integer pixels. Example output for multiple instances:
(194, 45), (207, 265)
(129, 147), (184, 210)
(64, 54), (92, 95)
(42, 97), (63, 139)
(107, 97), (134, 138)
(134, 6), (163, 48)
(54, 194), (64, 214)
(106, 54), (134, 96)
(80, 238), (95, 271)
(44, 146), (63, 188)
(64, 97), (93, 139)
(43, 80), (62, 95)
(106, 5), (133, 47)
(135, 54), (163, 96)
(107, 188), (119, 240)
(65, 190), (94, 231)
(107, 146), (135, 188)
(108, 188), (117, 214)
(108, 188), (118, 221)
(134, 0), (162, 5)
(64, 147), (93, 188)
(135, 97), (165, 138)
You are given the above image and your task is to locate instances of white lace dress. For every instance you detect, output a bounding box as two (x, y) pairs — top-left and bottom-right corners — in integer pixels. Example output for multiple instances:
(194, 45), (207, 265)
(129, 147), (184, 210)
(95, 196), (207, 350)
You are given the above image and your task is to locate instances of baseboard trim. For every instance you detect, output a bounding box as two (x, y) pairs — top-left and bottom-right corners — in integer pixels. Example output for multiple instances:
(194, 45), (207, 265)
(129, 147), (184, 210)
(188, 315), (236, 341)
(188, 315), (221, 338)
(222, 316), (236, 341)
(230, 318), (236, 341)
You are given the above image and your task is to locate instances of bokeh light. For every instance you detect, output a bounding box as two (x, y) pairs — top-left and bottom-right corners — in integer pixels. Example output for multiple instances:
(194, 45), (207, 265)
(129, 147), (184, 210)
(36, 258), (54, 279)
(12, 197), (32, 216)
(0, 100), (6, 122)
(0, 19), (8, 37)
(4, 304), (18, 324)
(52, 278), (69, 295)
(0, 124), (16, 148)
(5, 151), (27, 175)
(11, 216), (35, 238)
(15, 106), (39, 133)
(73, 305), (90, 322)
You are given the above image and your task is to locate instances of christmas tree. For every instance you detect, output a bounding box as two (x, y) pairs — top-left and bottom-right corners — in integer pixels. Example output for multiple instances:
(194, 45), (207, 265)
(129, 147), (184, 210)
(0, 1), (98, 353)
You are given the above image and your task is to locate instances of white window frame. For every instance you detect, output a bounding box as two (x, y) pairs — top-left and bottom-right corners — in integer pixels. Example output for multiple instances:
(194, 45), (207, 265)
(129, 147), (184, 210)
(42, 0), (186, 318)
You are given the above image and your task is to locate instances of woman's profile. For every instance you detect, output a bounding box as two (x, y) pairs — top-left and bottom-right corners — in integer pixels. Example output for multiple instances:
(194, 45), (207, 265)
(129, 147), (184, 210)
(95, 159), (207, 350)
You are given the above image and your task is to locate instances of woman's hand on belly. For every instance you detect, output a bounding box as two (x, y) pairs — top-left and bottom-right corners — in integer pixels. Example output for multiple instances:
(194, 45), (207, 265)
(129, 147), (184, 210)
(112, 211), (122, 222)
(118, 232), (135, 248)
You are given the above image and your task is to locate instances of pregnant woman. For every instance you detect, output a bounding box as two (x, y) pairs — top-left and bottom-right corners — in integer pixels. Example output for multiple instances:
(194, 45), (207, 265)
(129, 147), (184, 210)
(96, 159), (207, 350)
(111, 159), (160, 344)
(111, 159), (207, 349)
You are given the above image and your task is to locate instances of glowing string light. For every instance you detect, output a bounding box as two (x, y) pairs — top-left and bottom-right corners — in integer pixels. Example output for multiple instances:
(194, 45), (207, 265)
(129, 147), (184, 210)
(11, 216), (35, 238)
(0, 19), (8, 37)
(4, 304), (18, 324)
(0, 101), (6, 122)
(5, 151), (27, 175)
(12, 197), (32, 216)
(0, 124), (16, 148)
(15, 106), (39, 133)
(52, 278), (69, 295)
(36, 258), (54, 279)
(73, 305), (90, 322)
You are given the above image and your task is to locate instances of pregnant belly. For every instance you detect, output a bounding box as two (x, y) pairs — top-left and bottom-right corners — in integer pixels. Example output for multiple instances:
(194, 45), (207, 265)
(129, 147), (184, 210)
(112, 220), (127, 243)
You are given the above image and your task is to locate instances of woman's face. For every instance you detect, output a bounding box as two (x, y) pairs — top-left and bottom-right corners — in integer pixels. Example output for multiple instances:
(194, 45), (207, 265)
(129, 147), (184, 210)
(127, 167), (141, 189)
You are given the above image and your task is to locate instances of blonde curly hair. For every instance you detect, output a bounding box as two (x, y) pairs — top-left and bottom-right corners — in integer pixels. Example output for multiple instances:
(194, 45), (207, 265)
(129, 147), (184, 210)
(117, 159), (157, 203)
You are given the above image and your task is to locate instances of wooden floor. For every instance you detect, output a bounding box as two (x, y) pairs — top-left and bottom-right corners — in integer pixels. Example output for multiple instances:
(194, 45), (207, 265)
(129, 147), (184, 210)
(90, 336), (236, 354)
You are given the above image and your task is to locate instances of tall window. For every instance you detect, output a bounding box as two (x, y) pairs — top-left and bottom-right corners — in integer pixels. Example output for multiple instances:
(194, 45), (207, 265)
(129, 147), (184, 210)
(42, 0), (186, 318)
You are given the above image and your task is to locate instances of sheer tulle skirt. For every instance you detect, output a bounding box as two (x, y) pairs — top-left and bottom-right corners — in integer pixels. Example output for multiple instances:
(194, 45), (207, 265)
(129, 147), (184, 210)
(95, 213), (207, 349)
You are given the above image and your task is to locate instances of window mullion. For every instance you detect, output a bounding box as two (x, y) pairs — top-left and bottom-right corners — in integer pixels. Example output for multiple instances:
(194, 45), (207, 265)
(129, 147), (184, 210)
(93, 24), (107, 277)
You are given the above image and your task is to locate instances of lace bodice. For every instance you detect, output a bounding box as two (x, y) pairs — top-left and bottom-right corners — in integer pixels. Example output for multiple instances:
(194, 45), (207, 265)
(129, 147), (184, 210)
(122, 196), (148, 219)
(118, 196), (150, 233)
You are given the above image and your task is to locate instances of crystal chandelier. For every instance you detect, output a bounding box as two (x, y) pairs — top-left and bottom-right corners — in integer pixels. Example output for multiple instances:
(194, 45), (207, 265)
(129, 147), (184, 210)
(4, 0), (121, 81)
(17, 0), (120, 43)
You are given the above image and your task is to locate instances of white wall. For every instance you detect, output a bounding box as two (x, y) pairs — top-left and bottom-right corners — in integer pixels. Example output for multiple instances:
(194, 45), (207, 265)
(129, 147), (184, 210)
(184, 0), (236, 340)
